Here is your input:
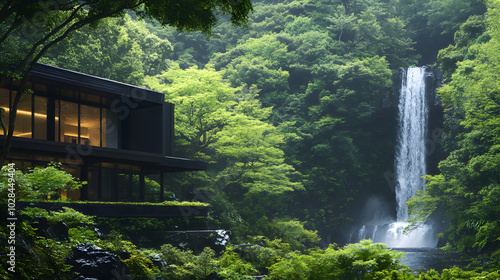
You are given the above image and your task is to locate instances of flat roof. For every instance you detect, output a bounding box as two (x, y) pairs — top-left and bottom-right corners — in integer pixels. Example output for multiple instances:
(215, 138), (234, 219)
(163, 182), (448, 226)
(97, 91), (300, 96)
(30, 63), (167, 105)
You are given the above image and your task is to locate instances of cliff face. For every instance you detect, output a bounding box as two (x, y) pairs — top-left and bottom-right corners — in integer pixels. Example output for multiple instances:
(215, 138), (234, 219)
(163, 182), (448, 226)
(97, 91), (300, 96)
(387, 65), (443, 109)
(354, 66), (445, 222)
(389, 66), (444, 170)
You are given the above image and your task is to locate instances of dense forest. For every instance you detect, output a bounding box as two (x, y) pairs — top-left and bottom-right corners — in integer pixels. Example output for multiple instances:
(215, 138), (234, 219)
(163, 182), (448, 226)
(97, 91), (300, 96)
(1, 0), (500, 278)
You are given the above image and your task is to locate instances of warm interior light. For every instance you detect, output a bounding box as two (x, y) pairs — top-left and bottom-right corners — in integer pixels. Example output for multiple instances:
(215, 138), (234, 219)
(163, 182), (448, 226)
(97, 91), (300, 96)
(13, 132), (32, 137)
(64, 133), (90, 138)
(1, 107), (59, 120)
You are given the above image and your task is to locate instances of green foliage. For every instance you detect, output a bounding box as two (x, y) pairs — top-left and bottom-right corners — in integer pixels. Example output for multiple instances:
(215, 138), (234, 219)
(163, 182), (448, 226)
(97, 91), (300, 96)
(268, 251), (316, 280)
(159, 244), (219, 280)
(40, 14), (174, 85)
(0, 207), (102, 279)
(219, 247), (259, 279)
(408, 0), (500, 254)
(4, 0), (499, 272)
(26, 162), (86, 199)
(145, 64), (303, 240)
(438, 15), (489, 78)
(269, 219), (320, 252)
(268, 239), (405, 280)
(0, 0), (253, 74)
(21, 206), (94, 227)
(243, 245), (281, 274)
(49, 207), (95, 227)
(0, 165), (31, 199)
(123, 254), (157, 280)
(20, 198), (209, 207)
(0, 162), (86, 200)
(22, 0), (432, 244)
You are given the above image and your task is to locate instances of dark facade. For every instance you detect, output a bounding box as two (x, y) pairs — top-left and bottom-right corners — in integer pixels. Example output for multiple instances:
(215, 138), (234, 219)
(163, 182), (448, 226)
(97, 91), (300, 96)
(0, 63), (206, 202)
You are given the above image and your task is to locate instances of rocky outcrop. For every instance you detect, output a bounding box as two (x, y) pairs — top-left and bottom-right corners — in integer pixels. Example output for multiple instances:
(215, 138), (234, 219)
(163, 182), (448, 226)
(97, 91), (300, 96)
(66, 243), (128, 280)
(32, 216), (69, 241)
(387, 65), (442, 108)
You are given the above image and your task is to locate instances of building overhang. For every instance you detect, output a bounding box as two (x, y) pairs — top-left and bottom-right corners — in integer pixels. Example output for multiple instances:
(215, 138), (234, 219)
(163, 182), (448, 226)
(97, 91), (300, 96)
(18, 201), (211, 218)
(1, 136), (207, 172)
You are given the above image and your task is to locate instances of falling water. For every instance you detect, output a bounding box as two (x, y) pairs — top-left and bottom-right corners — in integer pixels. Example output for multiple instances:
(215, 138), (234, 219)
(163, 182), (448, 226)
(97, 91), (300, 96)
(358, 225), (367, 240)
(372, 225), (378, 241)
(380, 66), (435, 248)
(395, 67), (428, 221)
(351, 67), (437, 248)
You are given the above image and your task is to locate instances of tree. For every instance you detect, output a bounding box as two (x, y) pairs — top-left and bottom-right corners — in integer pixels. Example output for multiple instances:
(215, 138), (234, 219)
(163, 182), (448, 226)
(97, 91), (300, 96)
(0, 162), (85, 199)
(407, 0), (500, 253)
(0, 0), (253, 165)
(145, 65), (303, 240)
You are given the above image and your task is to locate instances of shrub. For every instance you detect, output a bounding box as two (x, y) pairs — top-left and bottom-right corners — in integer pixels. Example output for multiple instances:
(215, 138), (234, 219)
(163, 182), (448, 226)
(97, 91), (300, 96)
(270, 219), (320, 252)
(123, 254), (157, 280)
(0, 162), (85, 200)
(268, 239), (405, 280)
(49, 207), (94, 227)
(218, 247), (258, 279)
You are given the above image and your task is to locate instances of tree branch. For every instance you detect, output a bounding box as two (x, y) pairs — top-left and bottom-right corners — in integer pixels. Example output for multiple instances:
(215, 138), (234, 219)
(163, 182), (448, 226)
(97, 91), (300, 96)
(0, 109), (7, 136)
(18, 2), (87, 72)
(0, 15), (22, 45)
(0, 0), (21, 25)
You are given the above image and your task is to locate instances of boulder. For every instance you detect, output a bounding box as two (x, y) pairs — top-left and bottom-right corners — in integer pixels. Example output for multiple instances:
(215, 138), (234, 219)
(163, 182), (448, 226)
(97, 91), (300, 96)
(66, 243), (128, 280)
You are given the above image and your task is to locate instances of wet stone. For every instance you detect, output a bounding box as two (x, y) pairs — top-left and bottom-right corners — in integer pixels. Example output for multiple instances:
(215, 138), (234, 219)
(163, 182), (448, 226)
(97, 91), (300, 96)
(66, 243), (128, 280)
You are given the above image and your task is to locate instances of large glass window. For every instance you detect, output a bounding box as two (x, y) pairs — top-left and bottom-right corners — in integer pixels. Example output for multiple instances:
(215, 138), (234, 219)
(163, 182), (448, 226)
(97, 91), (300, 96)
(56, 101), (115, 148)
(12, 92), (32, 138)
(34, 96), (47, 140)
(1, 85), (117, 149)
(101, 165), (116, 201)
(0, 88), (9, 135)
(145, 173), (161, 202)
(104, 108), (119, 148)
(117, 164), (141, 202)
(1, 90), (48, 140)
(55, 99), (60, 141)
(80, 104), (101, 146)
(60, 101), (79, 144)
(100, 163), (141, 202)
(86, 166), (100, 201)
(60, 165), (81, 200)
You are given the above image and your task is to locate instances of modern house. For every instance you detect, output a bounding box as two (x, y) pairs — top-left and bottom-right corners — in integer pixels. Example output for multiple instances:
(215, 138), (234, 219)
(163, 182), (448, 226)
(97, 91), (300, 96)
(0, 63), (207, 203)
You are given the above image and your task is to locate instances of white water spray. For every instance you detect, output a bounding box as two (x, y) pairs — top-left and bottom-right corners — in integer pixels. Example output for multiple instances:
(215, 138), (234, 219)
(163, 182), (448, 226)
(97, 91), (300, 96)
(395, 67), (428, 221)
(351, 67), (437, 248)
(381, 66), (435, 248)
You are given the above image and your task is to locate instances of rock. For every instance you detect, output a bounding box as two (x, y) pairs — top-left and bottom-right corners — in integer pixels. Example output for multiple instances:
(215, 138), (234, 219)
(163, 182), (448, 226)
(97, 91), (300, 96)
(148, 254), (168, 270)
(118, 250), (132, 260)
(31, 216), (69, 241)
(66, 243), (128, 280)
(47, 221), (69, 241)
(32, 216), (49, 236)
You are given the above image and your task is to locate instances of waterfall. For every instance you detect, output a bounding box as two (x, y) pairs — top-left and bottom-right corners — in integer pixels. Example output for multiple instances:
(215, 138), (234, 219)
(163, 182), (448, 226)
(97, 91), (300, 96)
(351, 66), (438, 248)
(372, 225), (378, 241)
(358, 225), (367, 240)
(395, 67), (428, 221)
(379, 66), (435, 247)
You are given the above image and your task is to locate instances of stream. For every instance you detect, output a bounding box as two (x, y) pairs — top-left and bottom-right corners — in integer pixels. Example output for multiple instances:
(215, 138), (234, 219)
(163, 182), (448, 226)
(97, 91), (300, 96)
(395, 248), (471, 272)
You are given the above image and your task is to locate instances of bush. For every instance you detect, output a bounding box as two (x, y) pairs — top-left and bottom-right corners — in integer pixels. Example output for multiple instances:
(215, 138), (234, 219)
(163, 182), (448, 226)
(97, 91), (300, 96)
(0, 162), (85, 200)
(268, 239), (405, 280)
(219, 246), (259, 279)
(49, 207), (94, 227)
(123, 254), (157, 280)
(270, 219), (320, 252)
(159, 244), (219, 280)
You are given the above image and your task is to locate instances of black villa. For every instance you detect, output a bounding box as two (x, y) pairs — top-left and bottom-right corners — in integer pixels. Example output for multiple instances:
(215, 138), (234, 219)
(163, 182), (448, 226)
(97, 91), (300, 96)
(0, 63), (207, 203)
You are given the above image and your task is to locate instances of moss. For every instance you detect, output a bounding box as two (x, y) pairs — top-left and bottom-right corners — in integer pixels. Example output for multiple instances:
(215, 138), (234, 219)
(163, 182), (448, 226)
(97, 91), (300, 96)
(19, 199), (210, 207)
